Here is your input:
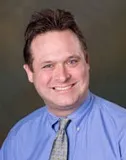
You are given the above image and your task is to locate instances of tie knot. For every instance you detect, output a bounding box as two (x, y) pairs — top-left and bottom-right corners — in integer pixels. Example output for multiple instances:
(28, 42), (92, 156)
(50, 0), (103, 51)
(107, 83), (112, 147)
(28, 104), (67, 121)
(59, 118), (70, 131)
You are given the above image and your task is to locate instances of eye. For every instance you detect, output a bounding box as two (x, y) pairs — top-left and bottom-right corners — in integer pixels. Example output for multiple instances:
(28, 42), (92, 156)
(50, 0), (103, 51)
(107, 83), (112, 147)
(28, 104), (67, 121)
(70, 59), (78, 64)
(67, 58), (79, 66)
(42, 64), (54, 69)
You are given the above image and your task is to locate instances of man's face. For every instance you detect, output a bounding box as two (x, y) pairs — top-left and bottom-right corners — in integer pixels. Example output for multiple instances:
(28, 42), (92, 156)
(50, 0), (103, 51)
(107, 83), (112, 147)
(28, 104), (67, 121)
(24, 30), (90, 116)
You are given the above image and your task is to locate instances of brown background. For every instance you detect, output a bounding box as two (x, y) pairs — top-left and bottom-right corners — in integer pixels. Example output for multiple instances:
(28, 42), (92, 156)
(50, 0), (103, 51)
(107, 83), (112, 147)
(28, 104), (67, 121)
(0, 0), (126, 146)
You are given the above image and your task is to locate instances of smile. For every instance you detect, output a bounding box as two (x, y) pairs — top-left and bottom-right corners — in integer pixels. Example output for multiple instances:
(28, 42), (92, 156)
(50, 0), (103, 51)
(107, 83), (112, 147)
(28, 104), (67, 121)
(52, 83), (75, 91)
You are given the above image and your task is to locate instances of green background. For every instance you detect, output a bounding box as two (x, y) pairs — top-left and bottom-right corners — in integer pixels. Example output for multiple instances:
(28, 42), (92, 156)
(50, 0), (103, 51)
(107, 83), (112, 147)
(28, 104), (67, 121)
(0, 0), (126, 146)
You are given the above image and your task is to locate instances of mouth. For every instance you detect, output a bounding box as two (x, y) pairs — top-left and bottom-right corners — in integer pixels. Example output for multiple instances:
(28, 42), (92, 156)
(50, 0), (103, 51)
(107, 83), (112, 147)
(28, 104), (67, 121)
(52, 83), (76, 92)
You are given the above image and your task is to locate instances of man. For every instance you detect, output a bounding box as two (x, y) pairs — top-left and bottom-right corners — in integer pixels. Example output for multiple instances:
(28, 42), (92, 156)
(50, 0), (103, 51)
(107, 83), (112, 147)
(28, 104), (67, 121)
(0, 9), (126, 160)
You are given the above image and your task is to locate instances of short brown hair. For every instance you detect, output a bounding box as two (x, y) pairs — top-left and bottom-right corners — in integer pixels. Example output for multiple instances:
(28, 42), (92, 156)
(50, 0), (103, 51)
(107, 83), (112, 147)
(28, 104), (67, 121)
(23, 9), (88, 71)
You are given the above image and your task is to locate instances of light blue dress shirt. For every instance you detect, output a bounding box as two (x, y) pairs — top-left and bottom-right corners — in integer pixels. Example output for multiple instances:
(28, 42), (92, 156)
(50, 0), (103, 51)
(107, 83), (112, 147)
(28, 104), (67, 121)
(1, 91), (126, 160)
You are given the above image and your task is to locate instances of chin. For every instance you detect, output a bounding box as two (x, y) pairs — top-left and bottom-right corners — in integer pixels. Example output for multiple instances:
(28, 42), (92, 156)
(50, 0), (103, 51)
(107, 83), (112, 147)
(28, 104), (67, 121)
(54, 99), (80, 109)
(44, 94), (84, 109)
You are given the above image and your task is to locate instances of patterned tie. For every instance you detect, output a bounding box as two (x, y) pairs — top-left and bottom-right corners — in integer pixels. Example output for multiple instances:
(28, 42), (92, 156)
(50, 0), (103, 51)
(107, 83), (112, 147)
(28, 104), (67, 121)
(50, 118), (70, 160)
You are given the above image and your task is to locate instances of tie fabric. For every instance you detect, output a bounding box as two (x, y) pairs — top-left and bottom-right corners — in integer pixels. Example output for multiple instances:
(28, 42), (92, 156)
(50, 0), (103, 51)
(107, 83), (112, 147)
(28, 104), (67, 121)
(50, 118), (70, 160)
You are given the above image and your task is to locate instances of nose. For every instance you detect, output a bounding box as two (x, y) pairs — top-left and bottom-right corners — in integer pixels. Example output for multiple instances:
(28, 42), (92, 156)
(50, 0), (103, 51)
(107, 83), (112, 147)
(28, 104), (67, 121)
(53, 64), (71, 82)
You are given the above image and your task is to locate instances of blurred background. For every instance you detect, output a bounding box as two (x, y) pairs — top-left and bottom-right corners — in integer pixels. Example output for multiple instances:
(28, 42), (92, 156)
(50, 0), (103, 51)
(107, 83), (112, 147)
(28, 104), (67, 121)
(0, 0), (126, 146)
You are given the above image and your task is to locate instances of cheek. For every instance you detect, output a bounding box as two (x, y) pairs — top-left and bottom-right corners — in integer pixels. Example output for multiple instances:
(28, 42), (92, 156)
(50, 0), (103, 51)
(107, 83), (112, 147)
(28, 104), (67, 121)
(33, 71), (52, 87)
(82, 63), (90, 75)
(75, 66), (89, 80)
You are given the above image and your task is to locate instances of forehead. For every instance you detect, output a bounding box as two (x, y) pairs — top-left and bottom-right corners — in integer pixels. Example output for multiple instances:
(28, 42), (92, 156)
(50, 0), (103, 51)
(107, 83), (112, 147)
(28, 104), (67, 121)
(30, 30), (84, 61)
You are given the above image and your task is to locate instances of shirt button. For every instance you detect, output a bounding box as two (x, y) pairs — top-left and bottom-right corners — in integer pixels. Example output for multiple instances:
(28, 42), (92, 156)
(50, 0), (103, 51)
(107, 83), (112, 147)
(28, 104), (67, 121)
(77, 127), (80, 131)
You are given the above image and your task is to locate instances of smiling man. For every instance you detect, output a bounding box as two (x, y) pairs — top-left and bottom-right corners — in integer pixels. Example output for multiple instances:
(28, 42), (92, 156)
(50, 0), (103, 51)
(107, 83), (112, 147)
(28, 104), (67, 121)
(24, 29), (90, 117)
(1, 9), (126, 160)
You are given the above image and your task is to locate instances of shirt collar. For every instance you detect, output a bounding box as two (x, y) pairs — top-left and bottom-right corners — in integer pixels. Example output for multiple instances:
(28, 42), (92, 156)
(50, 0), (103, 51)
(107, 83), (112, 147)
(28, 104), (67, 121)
(47, 90), (93, 128)
(47, 111), (60, 128)
(67, 90), (93, 128)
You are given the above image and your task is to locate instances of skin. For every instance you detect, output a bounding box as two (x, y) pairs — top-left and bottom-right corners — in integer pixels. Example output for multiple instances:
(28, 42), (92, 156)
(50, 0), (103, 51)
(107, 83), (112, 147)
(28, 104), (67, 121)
(24, 30), (90, 117)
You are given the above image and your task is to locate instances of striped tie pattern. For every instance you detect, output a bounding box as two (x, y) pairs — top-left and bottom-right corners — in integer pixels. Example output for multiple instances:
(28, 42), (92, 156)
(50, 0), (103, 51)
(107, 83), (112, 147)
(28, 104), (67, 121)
(50, 118), (70, 160)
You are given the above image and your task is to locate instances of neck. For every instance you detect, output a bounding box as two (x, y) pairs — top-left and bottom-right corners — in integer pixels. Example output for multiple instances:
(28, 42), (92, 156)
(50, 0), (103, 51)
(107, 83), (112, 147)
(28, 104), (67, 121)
(47, 100), (85, 117)
(48, 108), (77, 117)
(45, 91), (89, 117)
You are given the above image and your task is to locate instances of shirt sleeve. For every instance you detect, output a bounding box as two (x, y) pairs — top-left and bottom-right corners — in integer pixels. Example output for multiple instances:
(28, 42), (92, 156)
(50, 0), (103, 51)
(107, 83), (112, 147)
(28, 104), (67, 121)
(0, 130), (19, 160)
(119, 125), (126, 160)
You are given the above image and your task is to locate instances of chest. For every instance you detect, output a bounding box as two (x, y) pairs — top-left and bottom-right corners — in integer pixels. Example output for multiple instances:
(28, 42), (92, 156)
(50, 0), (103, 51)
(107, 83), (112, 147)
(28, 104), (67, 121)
(67, 121), (120, 160)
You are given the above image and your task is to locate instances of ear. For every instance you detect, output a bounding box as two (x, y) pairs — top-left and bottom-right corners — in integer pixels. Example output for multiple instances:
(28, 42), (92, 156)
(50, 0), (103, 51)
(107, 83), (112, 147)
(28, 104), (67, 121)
(23, 64), (34, 83)
(85, 54), (90, 70)
(85, 53), (89, 64)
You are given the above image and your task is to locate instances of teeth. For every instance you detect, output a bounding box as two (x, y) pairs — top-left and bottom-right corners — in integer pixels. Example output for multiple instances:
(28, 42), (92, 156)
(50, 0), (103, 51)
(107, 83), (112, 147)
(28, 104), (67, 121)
(54, 85), (72, 91)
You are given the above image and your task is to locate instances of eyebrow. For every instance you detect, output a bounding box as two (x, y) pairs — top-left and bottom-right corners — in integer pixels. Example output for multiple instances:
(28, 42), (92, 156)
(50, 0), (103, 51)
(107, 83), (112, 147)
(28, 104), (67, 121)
(67, 55), (80, 59)
(40, 61), (54, 66)
(41, 61), (53, 64)
(40, 55), (81, 65)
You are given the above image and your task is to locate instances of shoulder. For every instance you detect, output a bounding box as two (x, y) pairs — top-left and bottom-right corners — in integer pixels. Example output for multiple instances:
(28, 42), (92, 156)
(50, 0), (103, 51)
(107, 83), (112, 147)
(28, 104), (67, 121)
(90, 93), (126, 159)
(0, 106), (49, 158)
(92, 93), (126, 116)
(91, 93), (126, 130)
(7, 106), (48, 137)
